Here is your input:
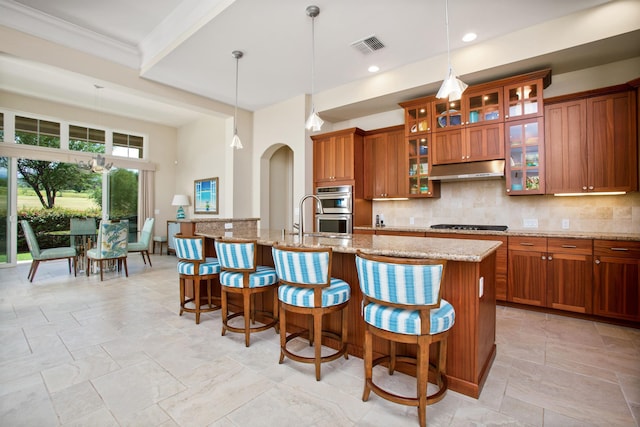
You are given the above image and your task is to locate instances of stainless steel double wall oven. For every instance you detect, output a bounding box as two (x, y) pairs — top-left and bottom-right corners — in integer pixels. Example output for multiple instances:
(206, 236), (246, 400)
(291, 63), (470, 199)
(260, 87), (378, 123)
(315, 185), (352, 234)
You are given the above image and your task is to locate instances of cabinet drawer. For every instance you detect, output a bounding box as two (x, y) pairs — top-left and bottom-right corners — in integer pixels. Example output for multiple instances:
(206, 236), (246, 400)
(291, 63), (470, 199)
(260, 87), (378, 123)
(594, 240), (640, 259)
(547, 238), (592, 255)
(508, 236), (547, 252)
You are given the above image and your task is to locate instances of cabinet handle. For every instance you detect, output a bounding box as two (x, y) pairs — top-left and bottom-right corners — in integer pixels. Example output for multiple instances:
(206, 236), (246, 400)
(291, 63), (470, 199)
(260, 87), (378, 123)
(541, 255), (546, 260)
(582, 186), (587, 190)
(548, 256), (553, 261)
(588, 185), (594, 190)
(610, 247), (629, 252)
(505, 115), (509, 118)
(506, 189), (511, 193)
(519, 242), (534, 246)
(595, 259), (601, 265)
(561, 245), (577, 248)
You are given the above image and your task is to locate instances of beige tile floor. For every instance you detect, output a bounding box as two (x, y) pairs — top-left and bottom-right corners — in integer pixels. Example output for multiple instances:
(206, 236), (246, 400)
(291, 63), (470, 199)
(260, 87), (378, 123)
(0, 254), (639, 426)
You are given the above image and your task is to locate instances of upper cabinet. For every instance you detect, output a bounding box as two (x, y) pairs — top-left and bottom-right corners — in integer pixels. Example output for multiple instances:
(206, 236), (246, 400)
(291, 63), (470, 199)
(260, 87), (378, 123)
(504, 78), (545, 121)
(463, 86), (503, 126)
(403, 99), (432, 135)
(364, 126), (407, 199)
(312, 127), (365, 187)
(433, 98), (463, 131)
(505, 117), (545, 194)
(545, 88), (638, 194)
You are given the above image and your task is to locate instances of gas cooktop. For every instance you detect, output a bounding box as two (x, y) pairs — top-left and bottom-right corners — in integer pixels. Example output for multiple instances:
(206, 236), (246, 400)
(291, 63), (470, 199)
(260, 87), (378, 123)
(430, 224), (508, 232)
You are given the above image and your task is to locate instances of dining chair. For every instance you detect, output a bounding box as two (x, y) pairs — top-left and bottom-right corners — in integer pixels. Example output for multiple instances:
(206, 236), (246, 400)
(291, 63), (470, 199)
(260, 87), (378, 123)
(272, 244), (350, 381)
(20, 220), (77, 282)
(174, 235), (221, 324)
(86, 220), (129, 281)
(214, 238), (279, 347)
(355, 251), (454, 427)
(128, 217), (155, 266)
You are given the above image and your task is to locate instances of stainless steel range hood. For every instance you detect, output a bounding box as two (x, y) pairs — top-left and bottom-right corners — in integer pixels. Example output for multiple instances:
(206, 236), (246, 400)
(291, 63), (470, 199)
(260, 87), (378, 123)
(429, 159), (505, 181)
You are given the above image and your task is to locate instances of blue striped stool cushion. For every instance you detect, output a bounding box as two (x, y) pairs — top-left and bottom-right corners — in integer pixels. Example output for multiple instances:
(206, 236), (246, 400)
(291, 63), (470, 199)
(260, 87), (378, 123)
(363, 299), (455, 335)
(355, 256), (443, 305)
(177, 258), (221, 275)
(220, 266), (277, 288)
(215, 240), (255, 270)
(272, 248), (330, 285)
(279, 278), (350, 308)
(174, 238), (204, 261)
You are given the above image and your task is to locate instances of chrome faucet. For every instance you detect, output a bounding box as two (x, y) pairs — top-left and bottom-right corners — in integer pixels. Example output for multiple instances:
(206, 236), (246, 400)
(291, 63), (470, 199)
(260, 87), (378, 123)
(297, 194), (323, 241)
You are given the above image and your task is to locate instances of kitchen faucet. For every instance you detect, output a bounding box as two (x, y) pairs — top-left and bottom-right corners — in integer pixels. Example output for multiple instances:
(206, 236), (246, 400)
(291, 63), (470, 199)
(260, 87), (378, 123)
(296, 194), (323, 241)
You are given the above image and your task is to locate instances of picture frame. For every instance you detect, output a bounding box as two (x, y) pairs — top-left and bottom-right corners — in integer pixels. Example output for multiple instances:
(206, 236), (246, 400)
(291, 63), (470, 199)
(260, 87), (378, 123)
(194, 177), (219, 214)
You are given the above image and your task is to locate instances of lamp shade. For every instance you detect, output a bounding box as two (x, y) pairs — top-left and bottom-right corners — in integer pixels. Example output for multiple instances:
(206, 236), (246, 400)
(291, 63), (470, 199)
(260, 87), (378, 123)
(171, 194), (190, 206)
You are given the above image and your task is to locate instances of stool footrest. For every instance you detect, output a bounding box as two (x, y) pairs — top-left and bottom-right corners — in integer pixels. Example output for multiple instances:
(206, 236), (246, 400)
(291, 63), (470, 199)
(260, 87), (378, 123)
(281, 330), (349, 365)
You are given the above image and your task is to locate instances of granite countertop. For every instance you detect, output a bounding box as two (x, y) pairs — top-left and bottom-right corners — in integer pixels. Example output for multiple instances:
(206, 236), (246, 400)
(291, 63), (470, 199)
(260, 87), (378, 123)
(178, 217), (259, 223)
(355, 226), (640, 242)
(196, 228), (502, 262)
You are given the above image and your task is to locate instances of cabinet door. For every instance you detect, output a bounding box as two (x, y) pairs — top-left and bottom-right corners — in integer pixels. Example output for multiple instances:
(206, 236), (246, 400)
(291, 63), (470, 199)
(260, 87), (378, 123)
(466, 122), (505, 162)
(432, 130), (465, 164)
(433, 98), (463, 131)
(364, 133), (386, 199)
(504, 79), (543, 121)
(593, 240), (640, 321)
(508, 237), (547, 305)
(505, 118), (545, 195)
(544, 100), (587, 194)
(546, 239), (593, 314)
(404, 101), (431, 135)
(464, 87), (503, 126)
(313, 137), (332, 183)
(587, 91), (638, 192)
(385, 129), (407, 197)
(408, 136), (439, 197)
(332, 134), (355, 182)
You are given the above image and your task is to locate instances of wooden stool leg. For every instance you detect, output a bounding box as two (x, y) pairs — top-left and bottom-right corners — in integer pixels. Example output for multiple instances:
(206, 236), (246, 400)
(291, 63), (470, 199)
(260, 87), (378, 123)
(314, 310), (323, 381)
(279, 303), (287, 364)
(363, 328), (372, 401)
(194, 278), (201, 324)
(417, 339), (429, 427)
(221, 288), (228, 336)
(243, 289), (251, 347)
(341, 307), (349, 359)
(179, 277), (185, 316)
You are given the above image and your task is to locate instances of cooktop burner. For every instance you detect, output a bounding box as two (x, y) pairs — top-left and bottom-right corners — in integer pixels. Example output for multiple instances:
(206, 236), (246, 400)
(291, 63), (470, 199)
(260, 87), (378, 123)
(430, 224), (508, 231)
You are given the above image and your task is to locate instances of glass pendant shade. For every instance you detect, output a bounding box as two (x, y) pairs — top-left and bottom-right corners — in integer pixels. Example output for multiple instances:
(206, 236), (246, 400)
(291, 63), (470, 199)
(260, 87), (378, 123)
(305, 106), (324, 131)
(436, 66), (468, 101)
(230, 132), (243, 149)
(230, 50), (243, 149)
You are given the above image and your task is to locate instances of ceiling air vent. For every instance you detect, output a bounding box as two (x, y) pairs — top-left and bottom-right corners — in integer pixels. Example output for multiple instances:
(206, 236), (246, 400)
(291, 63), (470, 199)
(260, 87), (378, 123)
(350, 35), (385, 55)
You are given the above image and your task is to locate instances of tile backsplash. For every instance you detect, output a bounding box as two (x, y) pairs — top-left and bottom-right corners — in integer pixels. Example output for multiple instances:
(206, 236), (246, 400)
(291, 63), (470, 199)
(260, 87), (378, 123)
(372, 180), (640, 234)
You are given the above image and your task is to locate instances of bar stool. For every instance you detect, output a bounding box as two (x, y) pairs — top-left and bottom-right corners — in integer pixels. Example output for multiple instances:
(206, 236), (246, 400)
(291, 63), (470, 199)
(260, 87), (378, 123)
(174, 235), (221, 324)
(272, 244), (350, 381)
(355, 251), (454, 427)
(214, 238), (278, 347)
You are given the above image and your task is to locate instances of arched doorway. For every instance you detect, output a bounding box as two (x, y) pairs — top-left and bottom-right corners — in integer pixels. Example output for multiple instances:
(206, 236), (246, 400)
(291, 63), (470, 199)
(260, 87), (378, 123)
(266, 145), (293, 231)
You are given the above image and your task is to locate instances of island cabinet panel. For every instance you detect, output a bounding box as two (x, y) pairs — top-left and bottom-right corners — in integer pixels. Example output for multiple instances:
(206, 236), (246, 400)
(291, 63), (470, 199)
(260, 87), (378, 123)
(426, 232), (507, 302)
(245, 240), (497, 399)
(593, 240), (640, 322)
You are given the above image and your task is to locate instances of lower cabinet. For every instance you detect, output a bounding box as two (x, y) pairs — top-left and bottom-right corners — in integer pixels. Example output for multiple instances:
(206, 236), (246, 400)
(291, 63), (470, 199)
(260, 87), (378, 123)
(508, 236), (593, 313)
(593, 240), (640, 321)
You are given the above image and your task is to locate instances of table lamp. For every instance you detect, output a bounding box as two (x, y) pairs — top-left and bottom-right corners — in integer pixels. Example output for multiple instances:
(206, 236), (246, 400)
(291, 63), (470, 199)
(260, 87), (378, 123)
(171, 194), (190, 220)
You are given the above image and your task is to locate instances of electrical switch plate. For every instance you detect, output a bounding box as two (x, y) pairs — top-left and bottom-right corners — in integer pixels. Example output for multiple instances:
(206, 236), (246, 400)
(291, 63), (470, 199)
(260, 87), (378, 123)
(562, 219), (570, 229)
(224, 223), (233, 229)
(479, 277), (484, 298)
(154, 209), (160, 215)
(523, 218), (538, 228)
(224, 231), (232, 237)
(409, 217), (415, 225)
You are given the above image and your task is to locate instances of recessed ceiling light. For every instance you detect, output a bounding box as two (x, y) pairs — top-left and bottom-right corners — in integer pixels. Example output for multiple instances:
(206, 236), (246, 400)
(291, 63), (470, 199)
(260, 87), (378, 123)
(368, 65), (380, 73)
(462, 32), (477, 42)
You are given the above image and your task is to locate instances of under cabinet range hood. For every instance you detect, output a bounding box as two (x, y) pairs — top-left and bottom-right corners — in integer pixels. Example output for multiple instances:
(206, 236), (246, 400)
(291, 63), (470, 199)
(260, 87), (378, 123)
(429, 159), (505, 181)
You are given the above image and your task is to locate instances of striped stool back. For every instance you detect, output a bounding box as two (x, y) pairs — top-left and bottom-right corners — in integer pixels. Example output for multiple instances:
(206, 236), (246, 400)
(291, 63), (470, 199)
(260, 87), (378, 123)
(174, 236), (205, 262)
(215, 239), (256, 271)
(272, 246), (331, 286)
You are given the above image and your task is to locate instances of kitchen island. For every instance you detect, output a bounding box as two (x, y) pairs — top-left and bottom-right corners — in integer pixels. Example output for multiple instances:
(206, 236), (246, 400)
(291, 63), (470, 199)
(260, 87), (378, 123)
(197, 229), (502, 399)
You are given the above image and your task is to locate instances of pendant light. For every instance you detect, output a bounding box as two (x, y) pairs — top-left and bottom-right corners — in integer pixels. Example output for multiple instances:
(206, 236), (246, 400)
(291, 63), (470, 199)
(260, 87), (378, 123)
(436, 0), (468, 101)
(230, 50), (244, 149)
(305, 5), (324, 131)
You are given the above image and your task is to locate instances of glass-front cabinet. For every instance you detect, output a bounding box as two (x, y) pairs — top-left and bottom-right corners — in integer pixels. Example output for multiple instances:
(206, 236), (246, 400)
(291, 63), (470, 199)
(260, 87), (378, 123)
(404, 101), (431, 135)
(464, 87), (502, 126)
(504, 79), (544, 121)
(506, 118), (544, 194)
(408, 136), (438, 197)
(433, 98), (463, 131)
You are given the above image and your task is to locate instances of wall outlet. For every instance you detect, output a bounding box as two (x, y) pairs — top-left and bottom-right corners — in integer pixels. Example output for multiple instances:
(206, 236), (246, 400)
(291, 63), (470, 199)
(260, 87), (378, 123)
(224, 223), (233, 229)
(409, 217), (415, 225)
(562, 219), (570, 229)
(523, 218), (538, 228)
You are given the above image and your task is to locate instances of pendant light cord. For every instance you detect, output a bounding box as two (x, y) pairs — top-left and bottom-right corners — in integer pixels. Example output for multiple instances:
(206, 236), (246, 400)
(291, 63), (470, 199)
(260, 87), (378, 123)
(445, 0), (451, 71)
(310, 13), (316, 103)
(234, 55), (239, 134)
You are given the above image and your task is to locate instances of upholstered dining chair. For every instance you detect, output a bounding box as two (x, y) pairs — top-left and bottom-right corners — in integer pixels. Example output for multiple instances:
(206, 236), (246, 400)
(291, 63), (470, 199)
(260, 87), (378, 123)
(20, 220), (77, 282)
(214, 238), (279, 347)
(355, 251), (454, 427)
(174, 235), (221, 324)
(128, 217), (155, 266)
(86, 220), (129, 281)
(272, 244), (350, 381)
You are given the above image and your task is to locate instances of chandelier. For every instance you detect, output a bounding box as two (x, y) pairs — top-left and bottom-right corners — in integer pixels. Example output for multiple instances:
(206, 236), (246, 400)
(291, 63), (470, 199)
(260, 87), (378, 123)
(77, 154), (113, 173)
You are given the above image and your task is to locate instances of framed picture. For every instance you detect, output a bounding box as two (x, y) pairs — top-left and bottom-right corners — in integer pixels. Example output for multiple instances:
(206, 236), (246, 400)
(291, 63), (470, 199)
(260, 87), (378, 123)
(194, 177), (219, 214)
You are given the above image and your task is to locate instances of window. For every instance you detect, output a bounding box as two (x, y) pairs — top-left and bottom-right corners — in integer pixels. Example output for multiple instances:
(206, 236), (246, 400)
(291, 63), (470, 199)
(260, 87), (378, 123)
(69, 125), (106, 153)
(0, 113), (4, 141)
(113, 132), (143, 159)
(15, 116), (60, 148)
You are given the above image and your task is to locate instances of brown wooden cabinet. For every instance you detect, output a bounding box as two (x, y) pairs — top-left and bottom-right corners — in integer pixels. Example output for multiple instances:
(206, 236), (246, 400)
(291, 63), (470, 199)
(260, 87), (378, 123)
(505, 117), (545, 195)
(504, 78), (545, 122)
(545, 89), (638, 194)
(593, 240), (640, 322)
(312, 128), (364, 186)
(464, 86), (503, 126)
(402, 98), (432, 135)
(508, 236), (593, 313)
(364, 126), (407, 199)
(432, 124), (504, 165)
